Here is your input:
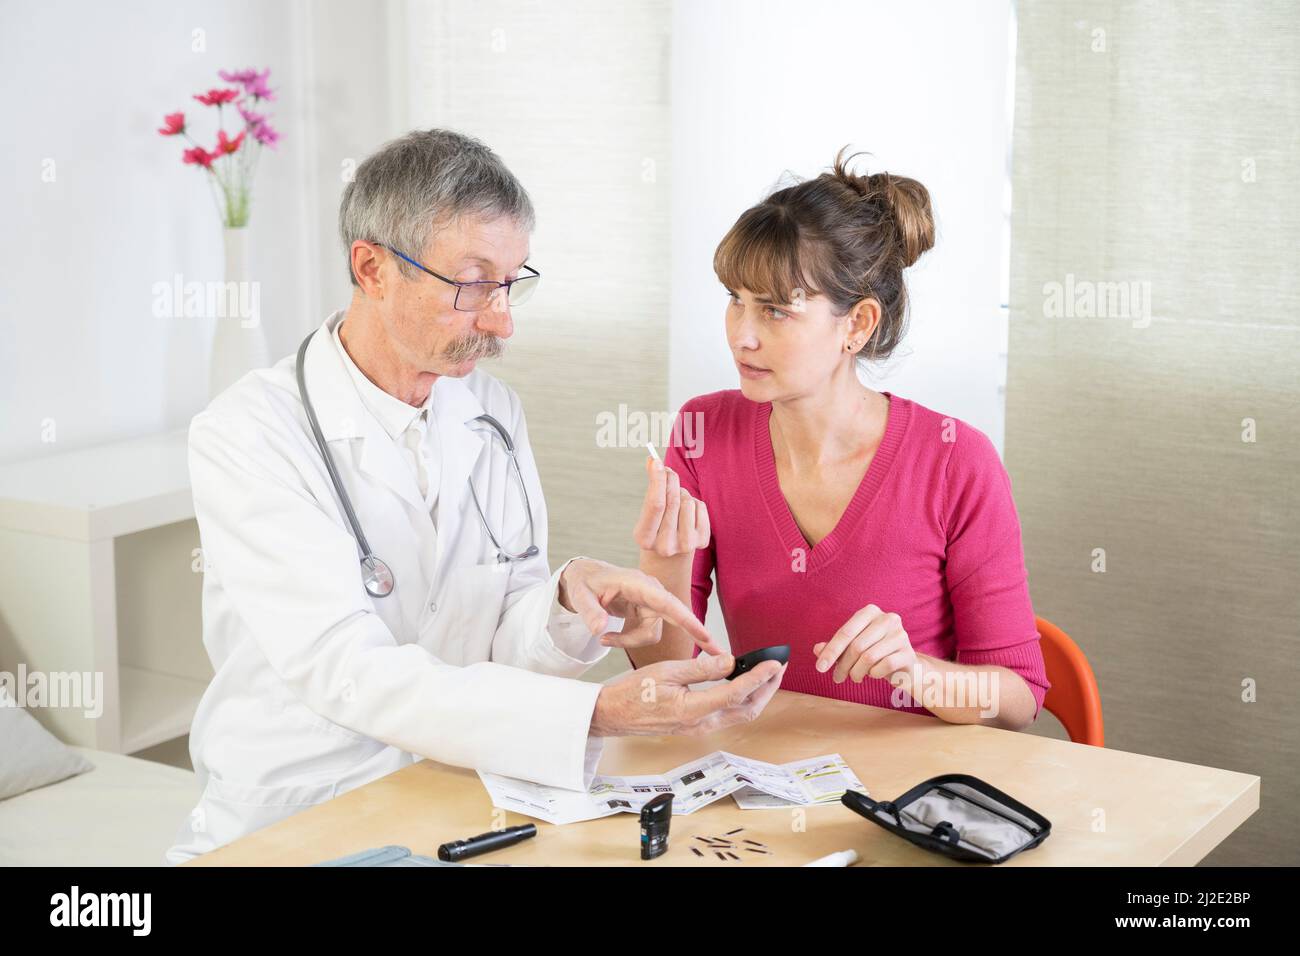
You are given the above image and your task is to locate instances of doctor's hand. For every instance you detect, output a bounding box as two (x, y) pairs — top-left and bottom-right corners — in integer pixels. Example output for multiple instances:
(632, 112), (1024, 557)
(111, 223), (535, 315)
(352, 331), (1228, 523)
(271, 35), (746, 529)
(812, 604), (918, 685)
(588, 653), (787, 737)
(558, 558), (724, 657)
(633, 455), (709, 558)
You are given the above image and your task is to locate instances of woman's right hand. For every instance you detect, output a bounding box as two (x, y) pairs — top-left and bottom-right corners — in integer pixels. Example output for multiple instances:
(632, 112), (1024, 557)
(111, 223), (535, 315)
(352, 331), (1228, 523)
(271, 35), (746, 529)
(633, 455), (710, 559)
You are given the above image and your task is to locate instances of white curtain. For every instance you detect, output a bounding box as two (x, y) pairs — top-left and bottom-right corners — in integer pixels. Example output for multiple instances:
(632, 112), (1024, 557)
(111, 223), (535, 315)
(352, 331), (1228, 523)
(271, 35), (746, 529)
(393, 0), (673, 681)
(1006, 0), (1299, 865)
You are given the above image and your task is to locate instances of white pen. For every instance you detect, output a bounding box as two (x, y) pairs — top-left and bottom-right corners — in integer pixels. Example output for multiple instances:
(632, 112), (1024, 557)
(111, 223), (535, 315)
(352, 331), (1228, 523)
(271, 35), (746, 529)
(804, 849), (860, 867)
(646, 442), (662, 463)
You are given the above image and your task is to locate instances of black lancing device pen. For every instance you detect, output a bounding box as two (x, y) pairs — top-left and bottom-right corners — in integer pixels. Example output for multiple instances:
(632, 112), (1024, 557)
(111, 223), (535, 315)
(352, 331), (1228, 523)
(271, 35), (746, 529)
(438, 823), (537, 862)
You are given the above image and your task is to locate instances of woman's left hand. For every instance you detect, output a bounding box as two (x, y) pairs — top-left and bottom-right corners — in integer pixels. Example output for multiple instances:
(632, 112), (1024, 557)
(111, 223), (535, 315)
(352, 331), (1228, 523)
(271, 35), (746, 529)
(813, 604), (917, 684)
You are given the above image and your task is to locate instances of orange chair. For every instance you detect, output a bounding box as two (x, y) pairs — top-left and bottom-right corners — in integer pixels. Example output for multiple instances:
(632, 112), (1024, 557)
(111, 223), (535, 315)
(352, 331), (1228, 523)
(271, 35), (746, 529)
(1036, 616), (1104, 746)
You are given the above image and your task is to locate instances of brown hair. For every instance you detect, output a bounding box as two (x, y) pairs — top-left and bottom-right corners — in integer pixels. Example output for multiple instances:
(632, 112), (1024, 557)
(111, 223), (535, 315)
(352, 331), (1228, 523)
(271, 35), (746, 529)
(713, 146), (935, 362)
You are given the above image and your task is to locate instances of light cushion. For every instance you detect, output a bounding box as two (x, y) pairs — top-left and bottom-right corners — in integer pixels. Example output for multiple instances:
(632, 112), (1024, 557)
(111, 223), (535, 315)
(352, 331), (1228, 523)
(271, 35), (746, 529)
(0, 685), (94, 801)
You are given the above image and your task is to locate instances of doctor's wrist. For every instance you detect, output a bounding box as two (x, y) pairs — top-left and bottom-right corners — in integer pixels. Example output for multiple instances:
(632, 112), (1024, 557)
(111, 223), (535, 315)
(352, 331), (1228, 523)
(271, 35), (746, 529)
(588, 686), (614, 738)
(557, 556), (602, 614)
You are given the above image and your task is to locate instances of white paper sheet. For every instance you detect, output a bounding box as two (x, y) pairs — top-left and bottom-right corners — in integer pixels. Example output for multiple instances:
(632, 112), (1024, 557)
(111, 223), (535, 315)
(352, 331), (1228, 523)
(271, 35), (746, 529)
(478, 751), (868, 825)
(731, 754), (868, 809)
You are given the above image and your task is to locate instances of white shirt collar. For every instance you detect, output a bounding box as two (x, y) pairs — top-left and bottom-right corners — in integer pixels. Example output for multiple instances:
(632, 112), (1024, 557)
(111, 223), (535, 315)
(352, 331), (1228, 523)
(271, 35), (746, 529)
(331, 316), (431, 441)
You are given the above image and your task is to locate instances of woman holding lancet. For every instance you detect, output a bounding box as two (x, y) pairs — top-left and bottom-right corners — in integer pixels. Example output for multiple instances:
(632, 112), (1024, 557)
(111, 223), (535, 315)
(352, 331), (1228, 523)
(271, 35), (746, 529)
(623, 149), (1049, 730)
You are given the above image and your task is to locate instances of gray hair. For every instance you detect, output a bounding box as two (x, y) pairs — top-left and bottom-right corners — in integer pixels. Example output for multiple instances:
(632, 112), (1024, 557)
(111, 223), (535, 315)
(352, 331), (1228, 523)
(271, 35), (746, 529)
(338, 129), (535, 286)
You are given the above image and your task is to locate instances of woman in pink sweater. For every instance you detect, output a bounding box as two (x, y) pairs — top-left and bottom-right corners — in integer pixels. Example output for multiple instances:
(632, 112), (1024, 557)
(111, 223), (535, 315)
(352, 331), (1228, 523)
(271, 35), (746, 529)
(627, 149), (1050, 730)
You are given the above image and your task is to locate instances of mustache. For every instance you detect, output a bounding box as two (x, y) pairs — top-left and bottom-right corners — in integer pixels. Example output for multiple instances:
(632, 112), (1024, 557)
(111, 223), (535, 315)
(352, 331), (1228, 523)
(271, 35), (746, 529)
(443, 332), (504, 364)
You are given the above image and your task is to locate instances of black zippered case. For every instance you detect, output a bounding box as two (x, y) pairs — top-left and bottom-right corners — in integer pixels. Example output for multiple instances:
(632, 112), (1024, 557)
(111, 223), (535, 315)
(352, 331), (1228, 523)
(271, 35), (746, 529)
(841, 773), (1051, 864)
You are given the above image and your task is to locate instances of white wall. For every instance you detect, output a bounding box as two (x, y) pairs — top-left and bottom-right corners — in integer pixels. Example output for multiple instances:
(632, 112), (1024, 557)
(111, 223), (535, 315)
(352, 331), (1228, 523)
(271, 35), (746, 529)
(670, 0), (1015, 450)
(0, 0), (395, 464)
(2, 0), (1012, 464)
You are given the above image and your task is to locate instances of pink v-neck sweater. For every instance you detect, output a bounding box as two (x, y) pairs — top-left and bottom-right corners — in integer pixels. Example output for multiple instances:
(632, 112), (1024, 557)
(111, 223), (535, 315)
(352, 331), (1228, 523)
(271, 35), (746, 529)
(664, 389), (1050, 720)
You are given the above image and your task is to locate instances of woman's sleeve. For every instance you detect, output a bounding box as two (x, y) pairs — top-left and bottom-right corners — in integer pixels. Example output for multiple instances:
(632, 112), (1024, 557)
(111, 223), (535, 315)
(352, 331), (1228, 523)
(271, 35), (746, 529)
(663, 399), (716, 631)
(942, 424), (1051, 720)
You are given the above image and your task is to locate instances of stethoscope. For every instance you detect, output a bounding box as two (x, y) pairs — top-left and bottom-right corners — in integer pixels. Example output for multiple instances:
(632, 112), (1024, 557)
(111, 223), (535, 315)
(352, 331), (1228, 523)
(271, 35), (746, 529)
(295, 332), (539, 599)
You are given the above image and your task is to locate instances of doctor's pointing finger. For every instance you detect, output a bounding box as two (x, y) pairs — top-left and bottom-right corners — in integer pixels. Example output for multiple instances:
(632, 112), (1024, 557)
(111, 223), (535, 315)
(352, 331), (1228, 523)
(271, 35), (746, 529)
(557, 557), (723, 656)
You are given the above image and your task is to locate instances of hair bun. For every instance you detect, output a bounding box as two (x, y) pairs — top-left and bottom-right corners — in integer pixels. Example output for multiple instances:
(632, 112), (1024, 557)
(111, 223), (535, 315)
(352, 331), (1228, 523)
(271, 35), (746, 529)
(870, 172), (935, 268)
(832, 148), (935, 269)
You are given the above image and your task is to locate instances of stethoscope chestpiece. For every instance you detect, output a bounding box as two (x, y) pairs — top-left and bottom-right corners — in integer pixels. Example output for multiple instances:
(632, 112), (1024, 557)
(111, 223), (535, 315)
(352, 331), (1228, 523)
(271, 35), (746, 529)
(361, 554), (395, 598)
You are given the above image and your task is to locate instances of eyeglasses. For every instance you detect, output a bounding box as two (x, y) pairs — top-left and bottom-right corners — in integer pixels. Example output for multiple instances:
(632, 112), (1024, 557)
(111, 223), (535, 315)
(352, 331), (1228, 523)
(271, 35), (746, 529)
(380, 243), (541, 312)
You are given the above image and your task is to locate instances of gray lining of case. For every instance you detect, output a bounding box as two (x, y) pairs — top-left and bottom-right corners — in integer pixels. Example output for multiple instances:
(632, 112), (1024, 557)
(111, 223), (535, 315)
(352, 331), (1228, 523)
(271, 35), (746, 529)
(879, 783), (1040, 860)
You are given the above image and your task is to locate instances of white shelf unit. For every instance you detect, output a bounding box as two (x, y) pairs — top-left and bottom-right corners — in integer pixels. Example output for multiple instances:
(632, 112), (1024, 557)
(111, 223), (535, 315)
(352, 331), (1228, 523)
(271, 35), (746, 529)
(0, 429), (211, 754)
(118, 665), (209, 754)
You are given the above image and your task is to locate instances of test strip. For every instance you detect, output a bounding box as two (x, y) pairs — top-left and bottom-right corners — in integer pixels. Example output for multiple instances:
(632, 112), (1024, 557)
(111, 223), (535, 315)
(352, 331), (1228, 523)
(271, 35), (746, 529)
(646, 442), (661, 463)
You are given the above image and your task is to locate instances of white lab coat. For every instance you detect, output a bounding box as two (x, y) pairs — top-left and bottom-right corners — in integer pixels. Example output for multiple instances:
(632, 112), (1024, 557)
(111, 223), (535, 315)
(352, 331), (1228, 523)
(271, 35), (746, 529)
(165, 310), (609, 864)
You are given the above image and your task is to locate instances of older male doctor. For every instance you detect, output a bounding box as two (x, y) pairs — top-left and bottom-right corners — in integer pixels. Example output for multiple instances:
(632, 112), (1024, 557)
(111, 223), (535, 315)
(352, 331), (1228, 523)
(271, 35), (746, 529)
(165, 130), (785, 863)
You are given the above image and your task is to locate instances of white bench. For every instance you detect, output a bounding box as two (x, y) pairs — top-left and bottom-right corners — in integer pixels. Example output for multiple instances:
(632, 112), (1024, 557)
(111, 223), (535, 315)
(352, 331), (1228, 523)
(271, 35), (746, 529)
(0, 747), (200, 867)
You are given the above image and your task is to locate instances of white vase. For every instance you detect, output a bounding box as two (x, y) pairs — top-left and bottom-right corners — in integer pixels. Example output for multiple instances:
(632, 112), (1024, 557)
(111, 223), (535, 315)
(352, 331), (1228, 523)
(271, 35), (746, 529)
(209, 226), (271, 399)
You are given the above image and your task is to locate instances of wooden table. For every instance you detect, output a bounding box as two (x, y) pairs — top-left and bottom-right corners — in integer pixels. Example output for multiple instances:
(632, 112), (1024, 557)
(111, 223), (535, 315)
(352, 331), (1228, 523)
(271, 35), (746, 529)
(186, 690), (1259, 866)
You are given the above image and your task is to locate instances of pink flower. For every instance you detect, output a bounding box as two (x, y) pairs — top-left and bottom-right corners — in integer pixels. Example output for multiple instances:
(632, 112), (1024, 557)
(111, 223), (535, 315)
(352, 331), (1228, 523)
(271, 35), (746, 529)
(194, 88), (240, 107)
(245, 69), (275, 101)
(215, 129), (246, 155)
(182, 146), (215, 169)
(251, 122), (280, 147)
(237, 103), (265, 127)
(219, 66), (276, 101)
(157, 112), (185, 136)
(218, 68), (259, 85)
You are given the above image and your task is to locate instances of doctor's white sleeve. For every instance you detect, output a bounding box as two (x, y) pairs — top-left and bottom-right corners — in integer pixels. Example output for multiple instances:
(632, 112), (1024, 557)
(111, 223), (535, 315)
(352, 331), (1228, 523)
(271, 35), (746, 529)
(188, 409), (601, 792)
